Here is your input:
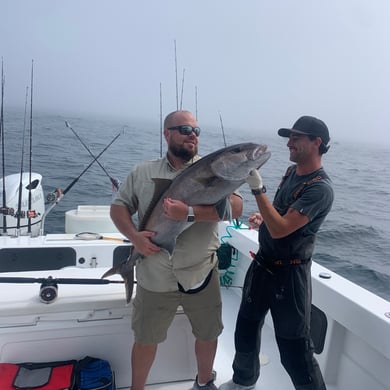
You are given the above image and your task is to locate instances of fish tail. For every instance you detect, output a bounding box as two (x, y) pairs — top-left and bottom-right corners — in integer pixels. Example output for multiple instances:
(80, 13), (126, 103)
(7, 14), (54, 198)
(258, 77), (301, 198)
(101, 250), (136, 303)
(124, 273), (135, 304)
(101, 246), (137, 279)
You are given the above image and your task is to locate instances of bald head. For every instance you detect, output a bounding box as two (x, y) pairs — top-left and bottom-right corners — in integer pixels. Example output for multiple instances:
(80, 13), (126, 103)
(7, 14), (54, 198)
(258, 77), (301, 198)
(164, 110), (197, 129)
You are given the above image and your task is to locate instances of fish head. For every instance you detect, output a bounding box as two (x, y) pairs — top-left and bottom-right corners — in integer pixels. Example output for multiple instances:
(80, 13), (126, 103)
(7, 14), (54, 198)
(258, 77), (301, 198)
(210, 143), (271, 181)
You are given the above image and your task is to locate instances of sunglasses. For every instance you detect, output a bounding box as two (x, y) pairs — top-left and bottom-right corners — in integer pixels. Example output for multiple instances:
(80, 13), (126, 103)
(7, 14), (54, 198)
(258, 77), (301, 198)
(167, 125), (201, 136)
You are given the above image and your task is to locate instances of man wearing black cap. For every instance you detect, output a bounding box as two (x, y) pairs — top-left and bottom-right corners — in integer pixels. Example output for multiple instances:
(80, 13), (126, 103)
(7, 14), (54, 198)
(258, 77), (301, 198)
(219, 116), (333, 390)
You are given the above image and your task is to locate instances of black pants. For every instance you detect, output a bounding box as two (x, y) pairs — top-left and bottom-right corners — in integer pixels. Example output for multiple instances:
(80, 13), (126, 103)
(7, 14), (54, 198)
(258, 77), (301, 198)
(232, 260), (326, 390)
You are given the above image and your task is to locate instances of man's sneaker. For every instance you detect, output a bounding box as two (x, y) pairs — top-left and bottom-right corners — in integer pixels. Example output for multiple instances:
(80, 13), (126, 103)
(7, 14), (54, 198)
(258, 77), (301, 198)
(191, 375), (218, 390)
(218, 379), (255, 390)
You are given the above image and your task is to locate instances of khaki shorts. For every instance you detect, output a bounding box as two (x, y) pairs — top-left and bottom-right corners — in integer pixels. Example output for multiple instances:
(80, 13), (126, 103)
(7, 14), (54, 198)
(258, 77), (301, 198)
(132, 267), (223, 344)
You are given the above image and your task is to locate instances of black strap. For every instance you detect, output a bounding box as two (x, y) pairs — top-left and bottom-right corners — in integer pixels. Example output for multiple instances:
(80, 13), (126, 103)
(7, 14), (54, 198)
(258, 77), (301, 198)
(277, 165), (327, 200)
(178, 268), (213, 294)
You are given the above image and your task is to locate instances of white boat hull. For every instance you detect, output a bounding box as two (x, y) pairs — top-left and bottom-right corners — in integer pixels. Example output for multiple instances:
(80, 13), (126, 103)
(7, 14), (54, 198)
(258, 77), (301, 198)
(0, 211), (389, 389)
(0, 268), (197, 388)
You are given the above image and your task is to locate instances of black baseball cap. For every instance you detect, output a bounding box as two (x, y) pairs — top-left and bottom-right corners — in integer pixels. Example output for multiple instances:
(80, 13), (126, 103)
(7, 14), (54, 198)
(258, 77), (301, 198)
(278, 116), (330, 145)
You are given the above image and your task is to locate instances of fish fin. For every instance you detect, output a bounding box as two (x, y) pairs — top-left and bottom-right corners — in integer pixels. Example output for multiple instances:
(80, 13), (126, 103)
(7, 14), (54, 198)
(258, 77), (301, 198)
(101, 264), (122, 279)
(194, 176), (217, 187)
(101, 252), (136, 303)
(101, 246), (138, 279)
(215, 196), (232, 221)
(139, 178), (172, 231)
(210, 153), (248, 181)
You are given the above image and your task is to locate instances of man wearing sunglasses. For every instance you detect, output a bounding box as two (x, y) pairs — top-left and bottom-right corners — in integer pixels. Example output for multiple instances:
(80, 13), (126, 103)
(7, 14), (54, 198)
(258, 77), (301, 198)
(220, 116), (333, 390)
(111, 110), (243, 390)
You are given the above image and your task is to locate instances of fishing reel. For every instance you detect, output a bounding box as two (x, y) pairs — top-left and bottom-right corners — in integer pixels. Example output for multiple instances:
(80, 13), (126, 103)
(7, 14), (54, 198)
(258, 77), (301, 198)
(39, 276), (58, 304)
(46, 188), (63, 204)
(0, 275), (124, 305)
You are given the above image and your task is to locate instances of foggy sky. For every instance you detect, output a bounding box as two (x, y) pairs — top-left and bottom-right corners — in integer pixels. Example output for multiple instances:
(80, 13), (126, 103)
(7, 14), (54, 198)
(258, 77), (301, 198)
(2, 0), (390, 144)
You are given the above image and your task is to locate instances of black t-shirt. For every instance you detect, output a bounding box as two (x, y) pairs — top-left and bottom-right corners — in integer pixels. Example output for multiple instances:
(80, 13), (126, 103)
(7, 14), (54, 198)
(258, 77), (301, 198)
(258, 165), (334, 261)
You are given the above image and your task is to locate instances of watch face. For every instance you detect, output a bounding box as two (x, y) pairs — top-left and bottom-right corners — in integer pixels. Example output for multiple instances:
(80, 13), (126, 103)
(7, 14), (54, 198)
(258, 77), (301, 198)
(251, 186), (266, 196)
(187, 215), (195, 222)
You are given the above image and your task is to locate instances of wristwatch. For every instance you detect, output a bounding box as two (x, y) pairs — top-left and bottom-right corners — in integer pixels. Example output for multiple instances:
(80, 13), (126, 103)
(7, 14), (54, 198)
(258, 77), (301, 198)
(187, 206), (195, 222)
(251, 186), (266, 196)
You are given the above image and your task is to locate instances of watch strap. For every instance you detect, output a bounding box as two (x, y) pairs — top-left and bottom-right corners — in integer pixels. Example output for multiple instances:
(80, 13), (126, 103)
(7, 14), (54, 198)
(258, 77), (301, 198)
(187, 206), (195, 222)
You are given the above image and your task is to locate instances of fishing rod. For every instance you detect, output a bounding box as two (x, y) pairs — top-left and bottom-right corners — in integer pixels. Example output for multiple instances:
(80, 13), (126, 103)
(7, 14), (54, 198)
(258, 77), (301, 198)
(179, 68), (185, 110)
(159, 82), (163, 158)
(0, 275), (124, 304)
(174, 39), (179, 110)
(40, 131), (121, 235)
(27, 60), (34, 234)
(64, 121), (120, 191)
(195, 85), (198, 120)
(218, 112), (240, 226)
(219, 111), (227, 147)
(15, 86), (29, 235)
(1, 59), (6, 233)
(0, 276), (124, 285)
(61, 131), (121, 197)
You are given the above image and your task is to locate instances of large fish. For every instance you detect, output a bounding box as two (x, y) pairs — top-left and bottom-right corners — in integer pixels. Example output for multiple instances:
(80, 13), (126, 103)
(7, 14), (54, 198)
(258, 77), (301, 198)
(102, 142), (271, 302)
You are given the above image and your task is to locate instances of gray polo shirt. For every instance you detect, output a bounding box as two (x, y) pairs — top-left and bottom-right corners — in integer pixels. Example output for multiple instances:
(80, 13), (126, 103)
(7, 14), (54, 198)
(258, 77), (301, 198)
(112, 155), (220, 292)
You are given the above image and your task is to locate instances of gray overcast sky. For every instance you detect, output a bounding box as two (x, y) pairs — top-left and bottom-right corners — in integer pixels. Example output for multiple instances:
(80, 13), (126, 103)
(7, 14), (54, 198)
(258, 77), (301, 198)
(2, 0), (390, 144)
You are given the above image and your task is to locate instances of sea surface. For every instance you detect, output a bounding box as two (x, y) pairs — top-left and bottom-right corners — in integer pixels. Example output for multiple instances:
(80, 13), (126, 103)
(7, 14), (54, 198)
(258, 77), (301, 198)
(2, 109), (390, 302)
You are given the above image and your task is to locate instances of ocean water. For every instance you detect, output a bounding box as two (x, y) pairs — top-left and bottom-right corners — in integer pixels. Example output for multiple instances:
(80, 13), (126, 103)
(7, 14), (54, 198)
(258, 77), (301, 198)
(2, 109), (390, 302)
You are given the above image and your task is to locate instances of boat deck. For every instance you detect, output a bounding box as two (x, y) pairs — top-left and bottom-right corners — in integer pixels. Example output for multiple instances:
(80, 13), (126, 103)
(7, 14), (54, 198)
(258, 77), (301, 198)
(146, 287), (336, 390)
(0, 266), (338, 390)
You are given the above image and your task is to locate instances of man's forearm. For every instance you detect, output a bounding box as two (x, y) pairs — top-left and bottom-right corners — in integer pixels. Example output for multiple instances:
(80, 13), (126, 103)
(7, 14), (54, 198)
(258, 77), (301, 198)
(110, 204), (138, 240)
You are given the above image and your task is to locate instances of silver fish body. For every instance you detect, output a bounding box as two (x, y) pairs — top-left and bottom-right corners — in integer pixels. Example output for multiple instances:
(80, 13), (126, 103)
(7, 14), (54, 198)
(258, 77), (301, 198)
(102, 142), (271, 302)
